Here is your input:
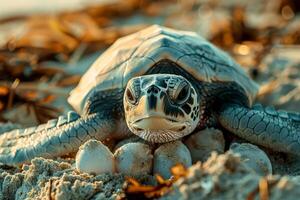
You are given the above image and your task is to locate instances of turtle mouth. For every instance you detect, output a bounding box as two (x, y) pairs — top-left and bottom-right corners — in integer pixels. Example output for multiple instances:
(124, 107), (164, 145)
(131, 116), (187, 132)
(128, 115), (193, 143)
(135, 130), (184, 143)
(134, 116), (179, 123)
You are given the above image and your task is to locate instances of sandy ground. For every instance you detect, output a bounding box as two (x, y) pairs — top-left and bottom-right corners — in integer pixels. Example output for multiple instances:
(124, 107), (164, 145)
(0, 158), (127, 200)
(2, 153), (300, 199)
(162, 153), (300, 200)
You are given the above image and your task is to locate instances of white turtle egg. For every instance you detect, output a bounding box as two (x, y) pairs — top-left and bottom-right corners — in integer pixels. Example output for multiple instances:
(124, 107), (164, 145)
(230, 143), (272, 176)
(114, 136), (146, 151)
(153, 141), (192, 179)
(184, 128), (225, 163)
(114, 142), (153, 175)
(76, 139), (115, 175)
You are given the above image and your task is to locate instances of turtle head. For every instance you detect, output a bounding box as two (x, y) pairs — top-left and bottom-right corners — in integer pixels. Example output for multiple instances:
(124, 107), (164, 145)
(124, 74), (200, 143)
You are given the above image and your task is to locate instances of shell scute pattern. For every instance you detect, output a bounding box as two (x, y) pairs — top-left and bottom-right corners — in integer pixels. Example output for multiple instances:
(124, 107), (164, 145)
(68, 25), (259, 113)
(138, 34), (188, 60)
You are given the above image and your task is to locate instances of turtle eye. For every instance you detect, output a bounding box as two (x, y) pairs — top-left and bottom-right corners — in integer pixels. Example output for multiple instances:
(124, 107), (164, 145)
(126, 88), (137, 104)
(174, 83), (190, 104)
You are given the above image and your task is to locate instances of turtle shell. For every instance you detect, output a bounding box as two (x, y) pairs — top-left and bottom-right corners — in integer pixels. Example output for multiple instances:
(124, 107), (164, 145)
(68, 25), (259, 113)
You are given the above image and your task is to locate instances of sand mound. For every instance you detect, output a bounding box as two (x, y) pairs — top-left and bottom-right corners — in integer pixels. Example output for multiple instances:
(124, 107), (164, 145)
(1, 152), (300, 199)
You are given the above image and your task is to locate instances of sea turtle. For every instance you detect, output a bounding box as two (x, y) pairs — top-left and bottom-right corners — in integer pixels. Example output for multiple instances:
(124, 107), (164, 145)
(0, 25), (299, 175)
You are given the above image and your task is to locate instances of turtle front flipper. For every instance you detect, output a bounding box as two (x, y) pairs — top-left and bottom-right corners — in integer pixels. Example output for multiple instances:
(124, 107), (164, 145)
(0, 111), (116, 166)
(218, 103), (300, 154)
(0, 88), (127, 166)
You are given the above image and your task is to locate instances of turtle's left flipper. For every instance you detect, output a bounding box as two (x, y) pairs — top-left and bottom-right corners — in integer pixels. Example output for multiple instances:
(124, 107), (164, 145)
(218, 104), (300, 154)
(0, 112), (115, 166)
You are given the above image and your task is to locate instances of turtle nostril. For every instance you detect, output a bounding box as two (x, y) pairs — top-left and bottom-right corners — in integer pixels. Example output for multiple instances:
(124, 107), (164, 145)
(178, 126), (186, 131)
(147, 86), (160, 94)
(136, 128), (143, 131)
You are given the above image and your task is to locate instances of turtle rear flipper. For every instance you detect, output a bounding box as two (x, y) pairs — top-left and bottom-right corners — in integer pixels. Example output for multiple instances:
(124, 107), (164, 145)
(218, 103), (300, 154)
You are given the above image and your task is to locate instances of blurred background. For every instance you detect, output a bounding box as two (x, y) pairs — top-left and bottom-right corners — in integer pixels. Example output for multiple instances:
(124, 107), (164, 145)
(0, 0), (299, 127)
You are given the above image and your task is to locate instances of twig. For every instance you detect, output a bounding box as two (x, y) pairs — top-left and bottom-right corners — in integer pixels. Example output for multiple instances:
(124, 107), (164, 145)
(48, 179), (53, 200)
(7, 79), (20, 109)
(259, 178), (269, 200)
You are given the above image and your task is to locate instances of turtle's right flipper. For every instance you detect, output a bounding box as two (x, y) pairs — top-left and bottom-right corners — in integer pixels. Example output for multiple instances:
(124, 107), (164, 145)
(218, 103), (300, 154)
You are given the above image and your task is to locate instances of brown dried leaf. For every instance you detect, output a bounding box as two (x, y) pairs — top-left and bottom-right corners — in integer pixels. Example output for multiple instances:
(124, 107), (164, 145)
(12, 17), (79, 53)
(125, 164), (188, 199)
(0, 101), (4, 111)
(126, 177), (140, 187)
(126, 184), (156, 193)
(57, 75), (81, 87)
(61, 13), (104, 42)
(0, 86), (9, 96)
(170, 164), (188, 178)
(155, 174), (166, 185)
(259, 178), (269, 200)
(41, 94), (56, 104)
(22, 91), (38, 101)
(32, 102), (61, 123)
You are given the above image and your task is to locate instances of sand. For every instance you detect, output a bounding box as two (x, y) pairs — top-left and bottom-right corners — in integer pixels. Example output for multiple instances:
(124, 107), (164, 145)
(0, 158), (128, 200)
(2, 152), (300, 199)
(162, 153), (300, 200)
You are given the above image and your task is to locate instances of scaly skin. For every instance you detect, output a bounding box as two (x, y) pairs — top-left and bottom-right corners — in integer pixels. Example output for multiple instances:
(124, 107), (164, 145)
(0, 113), (114, 165)
(219, 104), (300, 154)
(0, 89), (127, 166)
(197, 81), (300, 156)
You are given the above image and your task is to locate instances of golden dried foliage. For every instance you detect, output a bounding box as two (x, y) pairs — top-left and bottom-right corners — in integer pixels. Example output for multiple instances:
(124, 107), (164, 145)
(124, 164), (188, 199)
